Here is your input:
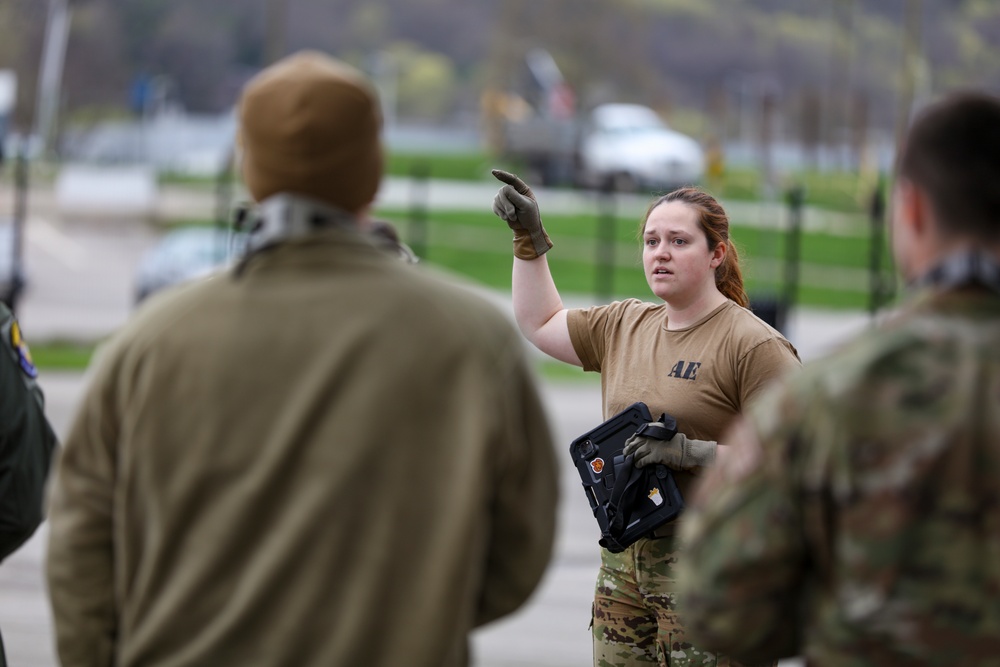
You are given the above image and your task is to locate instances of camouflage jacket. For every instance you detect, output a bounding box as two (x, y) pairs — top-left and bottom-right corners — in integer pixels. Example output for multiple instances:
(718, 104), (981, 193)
(676, 287), (1000, 666)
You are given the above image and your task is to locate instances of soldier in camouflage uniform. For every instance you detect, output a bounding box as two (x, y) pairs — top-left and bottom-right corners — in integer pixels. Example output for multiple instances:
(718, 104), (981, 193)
(676, 91), (1000, 666)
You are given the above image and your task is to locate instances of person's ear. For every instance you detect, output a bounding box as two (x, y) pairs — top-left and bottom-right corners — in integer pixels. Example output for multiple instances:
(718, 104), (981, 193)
(892, 179), (941, 282)
(709, 241), (726, 269)
(896, 179), (930, 239)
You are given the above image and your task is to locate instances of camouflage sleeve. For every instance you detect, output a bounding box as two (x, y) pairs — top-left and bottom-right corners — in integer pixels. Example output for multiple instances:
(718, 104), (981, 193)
(675, 380), (809, 664)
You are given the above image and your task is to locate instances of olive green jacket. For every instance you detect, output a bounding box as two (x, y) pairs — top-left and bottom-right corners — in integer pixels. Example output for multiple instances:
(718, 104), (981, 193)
(47, 227), (559, 667)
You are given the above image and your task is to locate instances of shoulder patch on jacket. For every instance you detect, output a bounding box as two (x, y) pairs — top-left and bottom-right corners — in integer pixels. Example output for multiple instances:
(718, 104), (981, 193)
(7, 319), (38, 379)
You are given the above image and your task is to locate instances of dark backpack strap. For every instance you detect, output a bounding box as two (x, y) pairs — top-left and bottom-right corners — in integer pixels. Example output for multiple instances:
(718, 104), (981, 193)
(598, 413), (679, 553)
(604, 455), (646, 537)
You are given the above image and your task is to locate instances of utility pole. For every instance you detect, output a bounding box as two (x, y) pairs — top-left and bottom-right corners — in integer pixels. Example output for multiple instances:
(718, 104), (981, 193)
(825, 0), (857, 169)
(35, 0), (71, 157)
(881, 0), (922, 311)
(265, 0), (289, 65)
(838, 0), (858, 170)
(895, 0), (923, 152)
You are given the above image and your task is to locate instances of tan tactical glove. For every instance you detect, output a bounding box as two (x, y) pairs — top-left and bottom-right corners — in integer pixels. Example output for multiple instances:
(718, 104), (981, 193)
(491, 169), (554, 260)
(622, 430), (717, 472)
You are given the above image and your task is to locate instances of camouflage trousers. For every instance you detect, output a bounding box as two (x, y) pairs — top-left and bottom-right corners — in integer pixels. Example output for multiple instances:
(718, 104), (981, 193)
(592, 535), (772, 667)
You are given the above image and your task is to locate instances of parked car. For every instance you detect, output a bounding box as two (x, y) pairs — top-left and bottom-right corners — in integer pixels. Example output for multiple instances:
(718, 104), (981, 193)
(577, 103), (705, 192)
(503, 102), (705, 192)
(134, 226), (246, 304)
(134, 217), (419, 304)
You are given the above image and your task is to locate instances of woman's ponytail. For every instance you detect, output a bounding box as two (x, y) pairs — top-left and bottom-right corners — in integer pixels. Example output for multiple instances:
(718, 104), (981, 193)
(717, 238), (749, 308)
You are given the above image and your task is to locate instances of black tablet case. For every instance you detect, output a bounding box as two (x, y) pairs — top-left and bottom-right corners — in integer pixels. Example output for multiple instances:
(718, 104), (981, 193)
(569, 402), (684, 552)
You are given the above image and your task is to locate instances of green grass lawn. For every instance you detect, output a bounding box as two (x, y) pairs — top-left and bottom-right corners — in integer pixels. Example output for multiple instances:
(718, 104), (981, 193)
(375, 206), (896, 311)
(385, 152), (505, 182)
(40, 157), (894, 372)
(159, 146), (886, 217)
(27, 339), (604, 382)
(536, 359), (601, 384)
(381, 149), (888, 218)
(711, 167), (886, 215)
(30, 342), (97, 371)
(32, 200), (893, 372)
(383, 150), (887, 216)
(159, 204), (895, 312)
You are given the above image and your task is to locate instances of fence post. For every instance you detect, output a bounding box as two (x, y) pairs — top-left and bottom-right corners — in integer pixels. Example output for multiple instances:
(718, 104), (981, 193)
(408, 161), (430, 260)
(7, 143), (29, 312)
(782, 185), (805, 320)
(595, 185), (616, 301)
(867, 176), (890, 317)
(213, 145), (235, 262)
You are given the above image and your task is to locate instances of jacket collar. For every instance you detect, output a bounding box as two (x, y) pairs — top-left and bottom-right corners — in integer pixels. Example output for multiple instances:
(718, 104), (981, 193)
(238, 194), (360, 256)
(911, 250), (1000, 296)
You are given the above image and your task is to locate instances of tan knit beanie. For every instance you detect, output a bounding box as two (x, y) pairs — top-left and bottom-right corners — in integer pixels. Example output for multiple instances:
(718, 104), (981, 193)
(238, 50), (383, 213)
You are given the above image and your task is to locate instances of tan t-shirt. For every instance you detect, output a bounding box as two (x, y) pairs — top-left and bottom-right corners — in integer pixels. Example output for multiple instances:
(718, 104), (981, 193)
(567, 298), (801, 525)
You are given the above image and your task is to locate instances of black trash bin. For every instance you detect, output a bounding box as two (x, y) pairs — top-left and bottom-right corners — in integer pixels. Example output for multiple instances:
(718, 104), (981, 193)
(749, 295), (788, 334)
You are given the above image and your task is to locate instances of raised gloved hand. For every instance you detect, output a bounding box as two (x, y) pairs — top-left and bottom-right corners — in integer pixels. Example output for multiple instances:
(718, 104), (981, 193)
(622, 429), (717, 472)
(491, 169), (553, 260)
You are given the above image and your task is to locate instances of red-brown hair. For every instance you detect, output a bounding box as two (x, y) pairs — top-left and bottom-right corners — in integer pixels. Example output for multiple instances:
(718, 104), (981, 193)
(640, 187), (749, 308)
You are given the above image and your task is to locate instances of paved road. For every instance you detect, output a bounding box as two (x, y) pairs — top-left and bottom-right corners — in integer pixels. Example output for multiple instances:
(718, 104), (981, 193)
(0, 373), (607, 667)
(2, 373), (807, 667)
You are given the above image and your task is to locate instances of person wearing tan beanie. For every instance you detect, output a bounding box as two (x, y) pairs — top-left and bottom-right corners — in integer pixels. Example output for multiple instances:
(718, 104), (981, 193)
(239, 50), (383, 215)
(46, 50), (558, 667)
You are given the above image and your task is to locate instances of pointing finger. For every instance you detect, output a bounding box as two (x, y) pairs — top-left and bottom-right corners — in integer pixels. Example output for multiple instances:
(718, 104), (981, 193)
(491, 169), (534, 199)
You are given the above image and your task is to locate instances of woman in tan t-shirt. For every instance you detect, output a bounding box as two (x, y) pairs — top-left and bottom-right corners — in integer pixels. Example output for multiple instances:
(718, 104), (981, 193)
(491, 169), (800, 667)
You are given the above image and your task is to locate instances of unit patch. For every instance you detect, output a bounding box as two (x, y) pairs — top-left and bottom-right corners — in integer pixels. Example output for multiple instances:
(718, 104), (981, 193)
(9, 320), (38, 379)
